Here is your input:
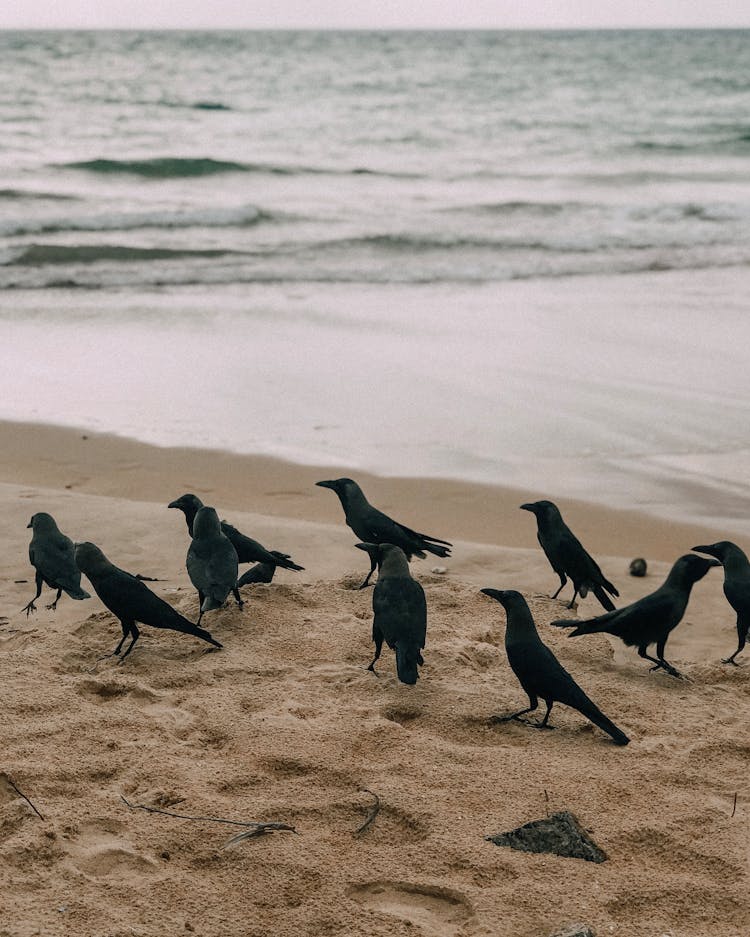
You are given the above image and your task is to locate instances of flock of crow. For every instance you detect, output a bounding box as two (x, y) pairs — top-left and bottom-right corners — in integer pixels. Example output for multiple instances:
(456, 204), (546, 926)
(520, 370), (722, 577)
(19, 477), (750, 746)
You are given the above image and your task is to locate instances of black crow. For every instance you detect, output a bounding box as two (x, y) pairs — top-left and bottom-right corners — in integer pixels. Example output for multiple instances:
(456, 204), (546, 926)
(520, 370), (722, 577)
(75, 541), (221, 660)
(692, 541), (750, 665)
(357, 542), (426, 684)
(481, 588), (629, 745)
(316, 477), (451, 588)
(23, 512), (90, 615)
(521, 500), (618, 610)
(551, 553), (719, 678)
(186, 506), (242, 623)
(168, 493), (304, 572)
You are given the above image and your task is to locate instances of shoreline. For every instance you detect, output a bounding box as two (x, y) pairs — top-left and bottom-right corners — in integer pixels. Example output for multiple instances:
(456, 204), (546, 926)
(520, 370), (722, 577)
(0, 417), (735, 562)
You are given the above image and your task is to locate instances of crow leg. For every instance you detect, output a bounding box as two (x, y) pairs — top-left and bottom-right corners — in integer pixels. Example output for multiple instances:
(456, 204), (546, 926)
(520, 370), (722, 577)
(566, 587), (579, 609)
(722, 617), (748, 665)
(639, 644), (681, 678)
(358, 557), (377, 590)
(196, 590), (205, 626)
(22, 573), (43, 616)
(232, 586), (244, 610)
(533, 700), (556, 730)
(118, 623), (140, 662)
(654, 638), (682, 678)
(111, 620), (131, 656)
(367, 631), (384, 674)
(45, 588), (63, 611)
(490, 694), (539, 724)
(551, 574), (567, 600)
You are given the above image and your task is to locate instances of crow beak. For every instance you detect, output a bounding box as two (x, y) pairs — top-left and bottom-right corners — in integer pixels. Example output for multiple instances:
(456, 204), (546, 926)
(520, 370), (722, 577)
(480, 588), (504, 601)
(26, 520), (33, 528)
(315, 480), (336, 490)
(167, 499), (181, 509)
(692, 544), (717, 558)
(519, 503), (535, 513)
(355, 541), (378, 554)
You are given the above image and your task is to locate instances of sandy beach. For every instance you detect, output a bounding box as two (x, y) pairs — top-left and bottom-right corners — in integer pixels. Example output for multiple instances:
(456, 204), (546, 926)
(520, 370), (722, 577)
(1, 420), (748, 937)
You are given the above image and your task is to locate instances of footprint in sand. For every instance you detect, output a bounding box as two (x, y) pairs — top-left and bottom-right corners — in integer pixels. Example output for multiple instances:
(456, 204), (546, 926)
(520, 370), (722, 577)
(347, 881), (473, 935)
(67, 819), (157, 878)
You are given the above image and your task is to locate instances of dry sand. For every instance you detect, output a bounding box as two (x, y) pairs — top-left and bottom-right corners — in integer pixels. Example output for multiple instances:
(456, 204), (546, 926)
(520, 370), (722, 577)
(1, 421), (748, 937)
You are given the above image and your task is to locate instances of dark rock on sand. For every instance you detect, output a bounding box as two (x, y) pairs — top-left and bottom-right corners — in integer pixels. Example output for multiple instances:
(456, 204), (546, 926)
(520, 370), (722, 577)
(485, 810), (606, 863)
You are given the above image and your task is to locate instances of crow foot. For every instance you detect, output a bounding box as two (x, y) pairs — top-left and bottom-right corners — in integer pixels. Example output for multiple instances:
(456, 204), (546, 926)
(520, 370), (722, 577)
(649, 662), (682, 679)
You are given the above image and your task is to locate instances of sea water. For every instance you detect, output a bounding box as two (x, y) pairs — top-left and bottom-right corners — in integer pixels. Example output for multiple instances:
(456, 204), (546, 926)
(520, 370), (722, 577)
(1, 30), (749, 529)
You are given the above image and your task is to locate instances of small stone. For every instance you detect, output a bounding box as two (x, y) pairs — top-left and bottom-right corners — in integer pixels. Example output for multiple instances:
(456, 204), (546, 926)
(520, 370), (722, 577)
(57, 907), (67, 914)
(431, 566), (447, 574)
(485, 810), (607, 863)
(629, 557), (647, 577)
(160, 850), (171, 860)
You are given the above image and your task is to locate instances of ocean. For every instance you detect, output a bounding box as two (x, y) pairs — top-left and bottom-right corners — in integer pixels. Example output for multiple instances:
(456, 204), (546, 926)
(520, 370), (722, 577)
(1, 29), (749, 530)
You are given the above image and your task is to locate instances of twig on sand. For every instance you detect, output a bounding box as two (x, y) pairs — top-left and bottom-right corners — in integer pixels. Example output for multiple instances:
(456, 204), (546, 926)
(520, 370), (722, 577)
(134, 575), (164, 582)
(731, 792), (738, 818)
(120, 795), (296, 844)
(224, 823), (297, 847)
(6, 776), (44, 820)
(544, 789), (550, 818)
(354, 788), (381, 836)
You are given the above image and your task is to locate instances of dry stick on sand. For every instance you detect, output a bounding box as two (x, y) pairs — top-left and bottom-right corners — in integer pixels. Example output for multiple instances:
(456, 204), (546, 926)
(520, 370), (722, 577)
(731, 792), (738, 818)
(6, 776), (44, 820)
(354, 788), (381, 836)
(120, 795), (296, 845)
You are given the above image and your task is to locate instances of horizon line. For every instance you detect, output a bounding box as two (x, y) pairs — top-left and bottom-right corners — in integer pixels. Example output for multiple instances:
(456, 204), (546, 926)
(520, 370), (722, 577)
(2, 25), (750, 32)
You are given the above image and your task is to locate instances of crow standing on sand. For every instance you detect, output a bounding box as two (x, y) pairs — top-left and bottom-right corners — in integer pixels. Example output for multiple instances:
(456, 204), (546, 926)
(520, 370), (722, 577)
(480, 589), (629, 745)
(551, 553), (719, 678)
(520, 500), (619, 610)
(692, 541), (750, 665)
(316, 478), (451, 588)
(75, 541), (222, 660)
(186, 506), (242, 623)
(22, 512), (90, 615)
(168, 493), (304, 573)
(357, 543), (427, 684)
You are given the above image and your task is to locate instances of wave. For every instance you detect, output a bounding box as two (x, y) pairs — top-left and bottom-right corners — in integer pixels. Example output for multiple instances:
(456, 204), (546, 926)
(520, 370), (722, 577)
(58, 156), (420, 179)
(450, 200), (579, 217)
(61, 157), (252, 178)
(0, 204), (277, 237)
(7, 244), (235, 266)
(191, 101), (231, 111)
(156, 99), (233, 111)
(5, 254), (749, 292)
(633, 131), (750, 154)
(0, 188), (77, 201)
(312, 233), (602, 254)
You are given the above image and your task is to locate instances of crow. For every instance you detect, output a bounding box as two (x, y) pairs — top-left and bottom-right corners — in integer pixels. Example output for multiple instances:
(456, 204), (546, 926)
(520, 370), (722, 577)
(236, 551), (292, 589)
(481, 588), (629, 745)
(168, 493), (304, 572)
(521, 500), (618, 610)
(186, 506), (242, 623)
(316, 477), (451, 588)
(75, 541), (221, 660)
(551, 553), (719, 678)
(23, 512), (90, 615)
(692, 541), (750, 665)
(357, 542), (427, 684)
